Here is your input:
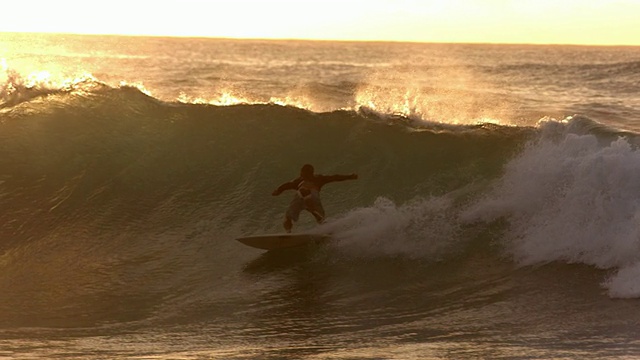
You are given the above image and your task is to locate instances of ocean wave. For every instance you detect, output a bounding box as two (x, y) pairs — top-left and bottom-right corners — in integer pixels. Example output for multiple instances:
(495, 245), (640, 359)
(2, 80), (640, 314)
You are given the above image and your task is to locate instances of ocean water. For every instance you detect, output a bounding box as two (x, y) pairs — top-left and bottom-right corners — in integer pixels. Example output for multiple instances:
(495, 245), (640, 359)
(1, 32), (640, 359)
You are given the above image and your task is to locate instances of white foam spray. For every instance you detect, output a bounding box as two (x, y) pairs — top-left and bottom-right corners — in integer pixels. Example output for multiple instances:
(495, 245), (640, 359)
(462, 120), (640, 298)
(318, 195), (461, 260)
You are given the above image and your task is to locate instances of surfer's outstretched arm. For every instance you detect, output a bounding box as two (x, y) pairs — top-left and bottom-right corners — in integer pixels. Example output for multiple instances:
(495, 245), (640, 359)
(319, 173), (358, 185)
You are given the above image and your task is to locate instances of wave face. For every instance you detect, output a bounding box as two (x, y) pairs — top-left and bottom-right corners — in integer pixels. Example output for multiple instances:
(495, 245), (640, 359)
(0, 83), (529, 248)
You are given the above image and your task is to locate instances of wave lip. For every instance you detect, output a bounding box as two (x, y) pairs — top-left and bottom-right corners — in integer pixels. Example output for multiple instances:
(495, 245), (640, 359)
(0, 67), (102, 108)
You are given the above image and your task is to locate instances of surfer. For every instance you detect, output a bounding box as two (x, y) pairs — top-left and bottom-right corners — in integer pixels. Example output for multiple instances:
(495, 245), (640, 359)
(272, 164), (358, 233)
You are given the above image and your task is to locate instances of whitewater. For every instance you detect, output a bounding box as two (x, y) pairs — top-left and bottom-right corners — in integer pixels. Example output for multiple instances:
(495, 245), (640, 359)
(1, 33), (640, 359)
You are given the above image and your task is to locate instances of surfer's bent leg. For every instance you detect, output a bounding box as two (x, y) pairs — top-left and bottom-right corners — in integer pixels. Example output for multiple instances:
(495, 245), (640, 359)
(283, 217), (293, 233)
(304, 193), (325, 224)
(285, 196), (305, 232)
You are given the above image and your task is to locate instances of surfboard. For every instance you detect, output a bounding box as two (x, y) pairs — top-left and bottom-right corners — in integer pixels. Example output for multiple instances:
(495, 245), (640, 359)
(236, 233), (331, 250)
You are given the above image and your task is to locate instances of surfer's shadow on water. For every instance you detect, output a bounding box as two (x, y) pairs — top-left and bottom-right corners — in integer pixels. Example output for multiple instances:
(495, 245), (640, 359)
(241, 246), (329, 275)
(239, 247), (337, 321)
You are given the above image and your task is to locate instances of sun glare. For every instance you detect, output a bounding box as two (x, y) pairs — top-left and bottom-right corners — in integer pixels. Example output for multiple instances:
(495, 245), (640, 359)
(1, 0), (639, 45)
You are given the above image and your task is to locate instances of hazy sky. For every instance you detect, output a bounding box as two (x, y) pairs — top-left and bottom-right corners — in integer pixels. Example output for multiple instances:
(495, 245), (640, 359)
(3, 0), (640, 45)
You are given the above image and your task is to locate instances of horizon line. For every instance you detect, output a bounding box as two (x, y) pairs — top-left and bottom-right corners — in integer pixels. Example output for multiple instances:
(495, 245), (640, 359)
(2, 31), (639, 48)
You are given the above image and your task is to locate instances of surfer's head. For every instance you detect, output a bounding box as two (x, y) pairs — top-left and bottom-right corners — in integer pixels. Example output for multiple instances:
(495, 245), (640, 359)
(300, 164), (314, 178)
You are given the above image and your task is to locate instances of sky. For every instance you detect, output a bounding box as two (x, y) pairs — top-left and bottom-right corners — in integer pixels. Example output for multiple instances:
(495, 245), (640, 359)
(3, 0), (640, 45)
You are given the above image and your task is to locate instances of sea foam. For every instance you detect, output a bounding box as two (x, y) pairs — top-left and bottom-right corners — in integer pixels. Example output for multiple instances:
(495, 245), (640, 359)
(462, 119), (640, 298)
